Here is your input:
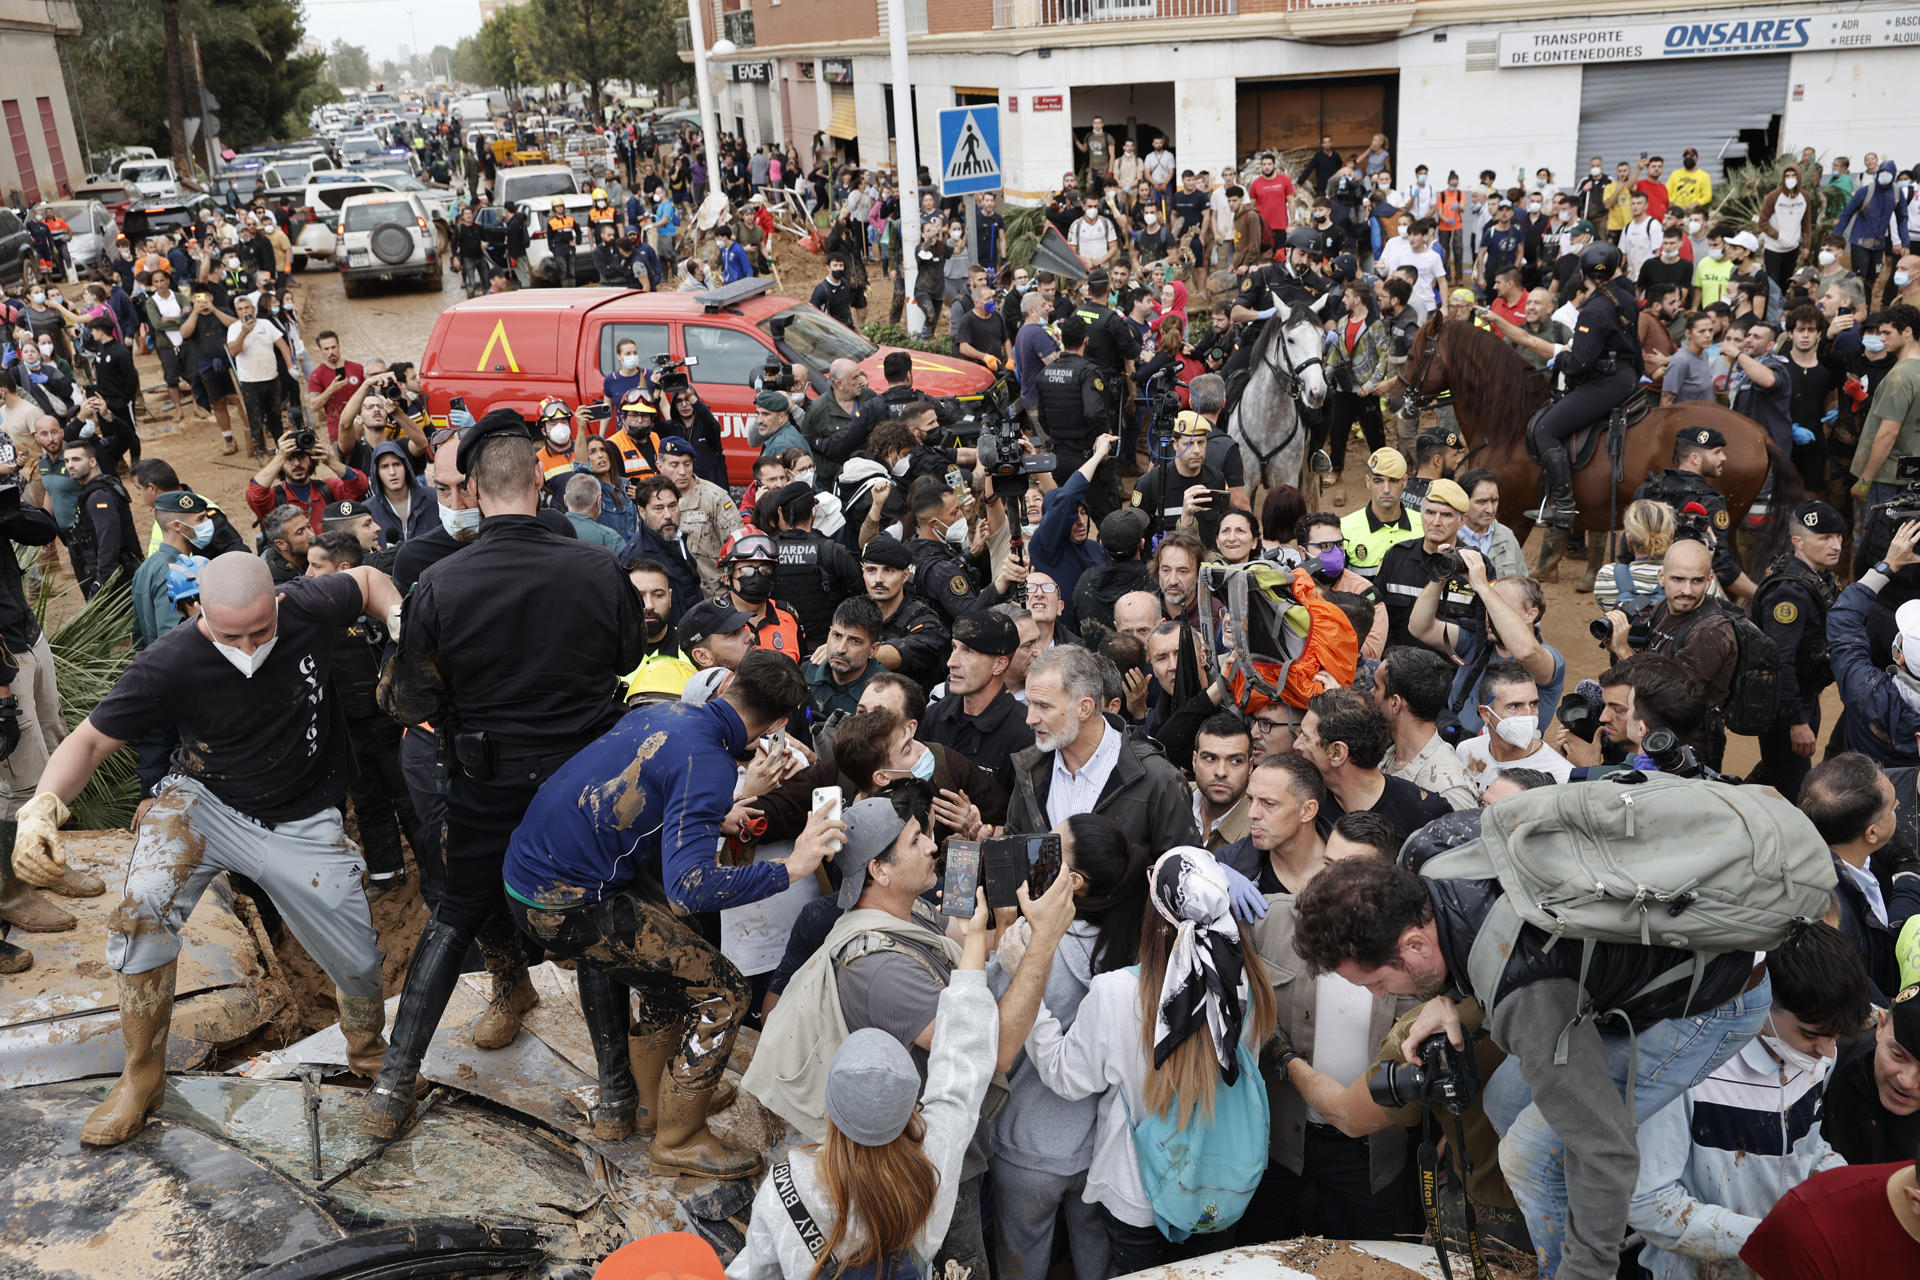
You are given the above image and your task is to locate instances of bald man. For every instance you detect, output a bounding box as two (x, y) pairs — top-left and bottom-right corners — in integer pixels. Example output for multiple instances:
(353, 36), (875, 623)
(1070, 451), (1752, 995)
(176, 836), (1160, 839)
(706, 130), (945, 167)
(11, 550), (403, 1148)
(799, 356), (874, 485)
(1604, 537), (1735, 766)
(1113, 590), (1163, 646)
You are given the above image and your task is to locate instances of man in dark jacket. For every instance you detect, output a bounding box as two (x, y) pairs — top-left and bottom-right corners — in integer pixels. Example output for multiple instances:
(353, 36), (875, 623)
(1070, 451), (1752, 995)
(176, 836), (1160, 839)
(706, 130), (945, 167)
(1003, 643), (1198, 854)
(921, 611), (1035, 792)
(1801, 753), (1920, 1003)
(620, 474), (700, 616)
(365, 440), (435, 548)
(861, 534), (950, 695)
(1030, 437), (1113, 628)
(65, 438), (140, 597)
(1291, 852), (1782, 1280)
(1071, 506), (1152, 632)
(1830, 525), (1920, 768)
(85, 318), (143, 465)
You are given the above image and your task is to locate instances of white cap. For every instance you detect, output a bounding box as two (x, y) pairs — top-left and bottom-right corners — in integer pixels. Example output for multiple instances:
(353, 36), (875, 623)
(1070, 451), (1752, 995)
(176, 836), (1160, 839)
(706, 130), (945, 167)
(1727, 230), (1761, 253)
(1897, 600), (1920, 665)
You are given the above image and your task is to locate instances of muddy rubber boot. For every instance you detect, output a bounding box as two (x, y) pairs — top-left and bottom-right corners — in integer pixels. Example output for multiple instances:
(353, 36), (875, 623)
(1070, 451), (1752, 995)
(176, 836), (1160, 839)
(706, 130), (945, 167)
(361, 919), (465, 1139)
(338, 991), (389, 1079)
(82, 961), (176, 1146)
(470, 966), (537, 1049)
(648, 1074), (764, 1181)
(628, 1027), (734, 1137)
(0, 858), (76, 933)
(578, 969), (638, 1141)
(50, 865), (108, 898)
(0, 936), (30, 973)
(1574, 538), (1607, 594)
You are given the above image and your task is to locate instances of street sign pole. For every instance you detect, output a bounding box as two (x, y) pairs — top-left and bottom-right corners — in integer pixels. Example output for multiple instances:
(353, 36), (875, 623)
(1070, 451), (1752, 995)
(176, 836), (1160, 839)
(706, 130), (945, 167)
(889, 0), (919, 317)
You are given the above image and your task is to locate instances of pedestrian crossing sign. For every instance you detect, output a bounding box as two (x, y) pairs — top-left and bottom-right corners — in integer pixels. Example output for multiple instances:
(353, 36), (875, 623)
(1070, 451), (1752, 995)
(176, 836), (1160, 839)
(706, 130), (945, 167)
(939, 105), (1001, 196)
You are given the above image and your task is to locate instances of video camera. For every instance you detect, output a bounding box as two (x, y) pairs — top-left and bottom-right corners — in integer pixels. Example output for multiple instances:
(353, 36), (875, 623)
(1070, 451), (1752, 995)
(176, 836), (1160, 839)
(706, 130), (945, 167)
(971, 373), (1055, 499)
(1854, 455), (1920, 606)
(652, 351), (698, 395)
(1367, 1032), (1479, 1114)
(1144, 366), (1184, 463)
(759, 356), (797, 393)
(1673, 501), (1715, 546)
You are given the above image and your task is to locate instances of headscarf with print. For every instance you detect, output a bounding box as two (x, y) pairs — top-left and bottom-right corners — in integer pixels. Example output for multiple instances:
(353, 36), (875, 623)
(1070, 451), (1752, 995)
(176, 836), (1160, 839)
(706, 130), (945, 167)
(1149, 846), (1250, 1082)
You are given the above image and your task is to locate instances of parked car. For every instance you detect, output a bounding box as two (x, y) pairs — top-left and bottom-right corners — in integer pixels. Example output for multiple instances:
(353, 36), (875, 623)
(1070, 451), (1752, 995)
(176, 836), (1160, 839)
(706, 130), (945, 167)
(41, 200), (116, 273)
(334, 191), (440, 297)
(264, 178), (401, 269)
(117, 159), (181, 198)
(492, 163), (582, 213)
(0, 208), (33, 287)
(420, 278), (995, 485)
(120, 193), (217, 246)
(69, 181), (138, 228)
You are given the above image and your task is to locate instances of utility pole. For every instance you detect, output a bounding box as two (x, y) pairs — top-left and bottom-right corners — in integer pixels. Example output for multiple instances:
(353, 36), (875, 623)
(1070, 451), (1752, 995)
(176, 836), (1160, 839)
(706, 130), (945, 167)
(888, 0), (919, 316)
(685, 0), (723, 206)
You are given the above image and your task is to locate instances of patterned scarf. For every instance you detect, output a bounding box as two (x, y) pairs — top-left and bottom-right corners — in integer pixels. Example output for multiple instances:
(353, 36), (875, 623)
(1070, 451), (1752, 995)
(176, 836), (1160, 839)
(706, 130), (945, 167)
(1149, 847), (1250, 1083)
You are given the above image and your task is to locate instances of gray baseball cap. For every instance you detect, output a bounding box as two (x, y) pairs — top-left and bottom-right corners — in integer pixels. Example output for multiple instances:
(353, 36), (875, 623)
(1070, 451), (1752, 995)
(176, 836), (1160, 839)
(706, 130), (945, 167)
(833, 796), (909, 909)
(826, 1028), (922, 1145)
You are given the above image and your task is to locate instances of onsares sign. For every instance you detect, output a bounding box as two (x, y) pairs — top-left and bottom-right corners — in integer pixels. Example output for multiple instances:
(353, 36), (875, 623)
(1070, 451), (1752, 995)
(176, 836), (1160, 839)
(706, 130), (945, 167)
(1498, 8), (1920, 66)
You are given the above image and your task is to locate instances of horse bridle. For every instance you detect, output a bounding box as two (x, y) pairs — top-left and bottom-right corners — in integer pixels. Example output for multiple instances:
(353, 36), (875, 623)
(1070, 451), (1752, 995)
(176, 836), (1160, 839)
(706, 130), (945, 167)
(1399, 318), (1444, 420)
(1236, 304), (1325, 477)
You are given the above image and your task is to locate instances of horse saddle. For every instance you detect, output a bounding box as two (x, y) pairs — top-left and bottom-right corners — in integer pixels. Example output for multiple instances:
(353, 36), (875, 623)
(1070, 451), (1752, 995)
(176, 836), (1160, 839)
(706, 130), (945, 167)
(1523, 384), (1657, 479)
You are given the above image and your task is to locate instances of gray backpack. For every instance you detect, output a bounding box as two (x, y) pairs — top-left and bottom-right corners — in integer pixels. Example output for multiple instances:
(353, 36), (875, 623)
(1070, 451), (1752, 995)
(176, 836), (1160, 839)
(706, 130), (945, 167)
(1421, 774), (1834, 1070)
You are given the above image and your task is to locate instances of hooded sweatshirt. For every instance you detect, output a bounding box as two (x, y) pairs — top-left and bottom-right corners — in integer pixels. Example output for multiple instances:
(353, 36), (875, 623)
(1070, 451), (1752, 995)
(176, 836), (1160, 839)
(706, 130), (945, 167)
(363, 440), (434, 548)
(1835, 160), (1910, 251)
(1029, 470), (1106, 624)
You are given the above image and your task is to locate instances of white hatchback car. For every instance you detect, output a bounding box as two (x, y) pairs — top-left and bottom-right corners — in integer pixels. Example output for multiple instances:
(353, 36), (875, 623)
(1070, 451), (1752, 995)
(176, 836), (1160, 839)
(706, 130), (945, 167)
(334, 192), (440, 297)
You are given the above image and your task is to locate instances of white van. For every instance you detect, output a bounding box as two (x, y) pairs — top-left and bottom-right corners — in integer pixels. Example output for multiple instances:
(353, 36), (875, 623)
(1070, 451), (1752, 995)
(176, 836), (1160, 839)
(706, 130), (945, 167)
(119, 158), (181, 198)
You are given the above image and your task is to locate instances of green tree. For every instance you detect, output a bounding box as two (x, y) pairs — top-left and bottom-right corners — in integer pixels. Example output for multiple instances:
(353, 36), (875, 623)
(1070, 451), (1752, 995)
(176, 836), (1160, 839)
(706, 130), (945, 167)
(326, 39), (372, 89)
(629, 0), (689, 98)
(517, 0), (649, 116)
(455, 7), (529, 95)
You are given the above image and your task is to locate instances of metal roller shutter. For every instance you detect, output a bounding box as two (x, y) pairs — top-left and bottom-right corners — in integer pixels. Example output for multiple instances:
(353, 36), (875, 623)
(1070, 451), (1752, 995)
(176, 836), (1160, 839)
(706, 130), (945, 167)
(1576, 55), (1788, 184)
(827, 85), (857, 141)
(755, 83), (776, 147)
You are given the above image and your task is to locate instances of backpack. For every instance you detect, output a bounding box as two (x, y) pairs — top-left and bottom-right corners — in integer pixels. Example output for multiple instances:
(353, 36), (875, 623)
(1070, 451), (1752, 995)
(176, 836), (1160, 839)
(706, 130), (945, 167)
(1120, 997), (1269, 1242)
(1670, 600), (1779, 736)
(1420, 774), (1834, 1073)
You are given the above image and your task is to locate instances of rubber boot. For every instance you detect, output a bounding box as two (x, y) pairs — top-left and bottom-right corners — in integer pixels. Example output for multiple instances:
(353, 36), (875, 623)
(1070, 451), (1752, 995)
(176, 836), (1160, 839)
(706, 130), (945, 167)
(338, 990), (389, 1079)
(82, 961), (176, 1146)
(1539, 445), (1578, 529)
(627, 1025), (735, 1137)
(578, 969), (639, 1141)
(0, 936), (30, 973)
(648, 1073), (764, 1181)
(361, 919), (466, 1139)
(1574, 538), (1607, 594)
(0, 855), (76, 933)
(470, 966), (537, 1050)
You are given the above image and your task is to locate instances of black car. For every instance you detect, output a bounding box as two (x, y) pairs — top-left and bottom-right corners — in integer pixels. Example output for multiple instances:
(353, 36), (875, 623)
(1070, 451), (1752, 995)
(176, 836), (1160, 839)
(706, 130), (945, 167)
(0, 208), (32, 286)
(121, 194), (216, 244)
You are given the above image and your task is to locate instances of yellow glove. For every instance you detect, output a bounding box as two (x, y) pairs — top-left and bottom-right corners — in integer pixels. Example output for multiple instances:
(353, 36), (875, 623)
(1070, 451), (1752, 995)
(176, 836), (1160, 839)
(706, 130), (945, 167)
(12, 791), (71, 889)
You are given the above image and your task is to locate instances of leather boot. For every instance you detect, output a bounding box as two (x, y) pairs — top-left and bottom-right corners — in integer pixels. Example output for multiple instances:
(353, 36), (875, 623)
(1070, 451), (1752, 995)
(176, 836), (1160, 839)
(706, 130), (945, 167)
(0, 936), (31, 973)
(648, 1073), (764, 1181)
(628, 1026), (733, 1137)
(578, 970), (639, 1140)
(1539, 445), (1578, 529)
(361, 919), (466, 1139)
(82, 961), (176, 1146)
(470, 966), (537, 1050)
(337, 990), (389, 1079)
(0, 865), (75, 933)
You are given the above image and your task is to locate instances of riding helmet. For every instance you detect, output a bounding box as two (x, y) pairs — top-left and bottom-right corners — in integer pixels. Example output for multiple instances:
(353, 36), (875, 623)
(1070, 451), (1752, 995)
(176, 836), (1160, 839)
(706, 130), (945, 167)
(1579, 240), (1624, 280)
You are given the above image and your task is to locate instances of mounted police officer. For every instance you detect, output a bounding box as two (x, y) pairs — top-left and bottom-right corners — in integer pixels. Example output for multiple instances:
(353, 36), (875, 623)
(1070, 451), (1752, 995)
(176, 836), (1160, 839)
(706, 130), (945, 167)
(1632, 427), (1755, 598)
(1223, 226), (1330, 386)
(1037, 314), (1120, 522)
(1530, 240), (1642, 529)
(1750, 500), (1845, 800)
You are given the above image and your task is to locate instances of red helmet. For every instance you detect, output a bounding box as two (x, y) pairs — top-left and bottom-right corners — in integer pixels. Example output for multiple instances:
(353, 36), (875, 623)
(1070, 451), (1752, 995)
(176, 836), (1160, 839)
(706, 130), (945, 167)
(720, 530), (777, 566)
(618, 386), (657, 414)
(536, 396), (572, 422)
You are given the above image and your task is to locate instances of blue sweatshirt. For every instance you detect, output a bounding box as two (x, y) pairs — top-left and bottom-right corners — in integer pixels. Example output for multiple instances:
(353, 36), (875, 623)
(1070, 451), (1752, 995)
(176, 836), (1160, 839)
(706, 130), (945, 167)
(1030, 469), (1106, 624)
(503, 698), (789, 913)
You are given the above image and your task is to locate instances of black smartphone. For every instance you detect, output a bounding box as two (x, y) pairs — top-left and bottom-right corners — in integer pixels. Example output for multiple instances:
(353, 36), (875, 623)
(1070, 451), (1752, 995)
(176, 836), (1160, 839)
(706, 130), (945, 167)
(982, 837), (1026, 910)
(449, 395), (468, 419)
(1840, 304), (1855, 316)
(1204, 488), (1232, 509)
(941, 840), (981, 918)
(1024, 833), (1063, 897)
(585, 402), (613, 421)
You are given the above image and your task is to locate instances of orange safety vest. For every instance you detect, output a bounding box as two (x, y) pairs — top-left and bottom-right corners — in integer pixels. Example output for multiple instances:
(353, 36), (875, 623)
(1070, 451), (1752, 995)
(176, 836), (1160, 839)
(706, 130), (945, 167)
(547, 214), (575, 234)
(751, 602), (802, 658)
(588, 206), (616, 225)
(607, 426), (660, 476)
(536, 443), (578, 481)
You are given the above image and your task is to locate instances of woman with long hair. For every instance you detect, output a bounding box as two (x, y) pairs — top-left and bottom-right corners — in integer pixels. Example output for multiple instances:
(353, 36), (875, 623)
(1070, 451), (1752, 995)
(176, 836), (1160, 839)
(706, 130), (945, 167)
(988, 815), (1153, 1280)
(1594, 497), (1678, 614)
(728, 885), (999, 1280)
(583, 435), (639, 544)
(1023, 847), (1277, 1274)
(1256, 485), (1305, 561)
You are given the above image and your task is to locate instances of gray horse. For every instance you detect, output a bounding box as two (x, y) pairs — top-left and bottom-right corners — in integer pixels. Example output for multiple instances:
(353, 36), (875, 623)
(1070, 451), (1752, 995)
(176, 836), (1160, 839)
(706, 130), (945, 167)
(1226, 299), (1332, 501)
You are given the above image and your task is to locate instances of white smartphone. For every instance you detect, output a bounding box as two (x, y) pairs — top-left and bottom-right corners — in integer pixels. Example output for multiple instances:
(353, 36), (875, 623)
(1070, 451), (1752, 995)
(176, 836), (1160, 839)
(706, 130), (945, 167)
(812, 785), (844, 850)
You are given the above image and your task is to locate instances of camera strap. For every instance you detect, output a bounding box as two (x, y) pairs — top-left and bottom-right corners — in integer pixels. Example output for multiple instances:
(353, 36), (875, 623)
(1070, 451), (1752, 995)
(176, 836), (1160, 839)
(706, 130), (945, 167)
(1417, 1094), (1493, 1280)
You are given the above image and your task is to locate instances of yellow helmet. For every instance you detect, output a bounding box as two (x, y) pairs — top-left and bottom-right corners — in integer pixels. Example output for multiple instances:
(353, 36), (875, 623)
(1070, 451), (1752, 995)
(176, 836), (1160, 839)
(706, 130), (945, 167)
(624, 655), (695, 703)
(592, 187), (608, 201)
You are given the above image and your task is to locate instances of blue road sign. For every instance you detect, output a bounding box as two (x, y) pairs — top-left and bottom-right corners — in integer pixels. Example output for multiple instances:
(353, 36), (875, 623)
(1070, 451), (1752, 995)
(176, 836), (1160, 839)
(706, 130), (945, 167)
(938, 105), (1000, 196)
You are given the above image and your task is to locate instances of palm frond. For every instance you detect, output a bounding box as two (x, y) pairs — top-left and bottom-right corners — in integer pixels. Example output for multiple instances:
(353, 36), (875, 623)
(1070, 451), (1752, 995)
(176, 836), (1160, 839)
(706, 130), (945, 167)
(43, 578), (142, 830)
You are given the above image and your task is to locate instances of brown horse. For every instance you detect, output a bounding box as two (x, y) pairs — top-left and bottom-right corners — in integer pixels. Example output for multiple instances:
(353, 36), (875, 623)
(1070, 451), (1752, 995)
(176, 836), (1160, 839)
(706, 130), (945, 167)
(1399, 313), (1798, 567)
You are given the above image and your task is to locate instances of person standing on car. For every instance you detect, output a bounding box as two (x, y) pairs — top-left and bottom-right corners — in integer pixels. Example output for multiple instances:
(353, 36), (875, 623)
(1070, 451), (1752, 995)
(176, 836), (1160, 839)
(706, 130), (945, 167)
(363, 411), (647, 1140)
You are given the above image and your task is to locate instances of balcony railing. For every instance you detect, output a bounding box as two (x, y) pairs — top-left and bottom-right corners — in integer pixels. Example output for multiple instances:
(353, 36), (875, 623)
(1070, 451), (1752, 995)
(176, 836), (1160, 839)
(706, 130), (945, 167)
(723, 7), (757, 46)
(993, 0), (1234, 26)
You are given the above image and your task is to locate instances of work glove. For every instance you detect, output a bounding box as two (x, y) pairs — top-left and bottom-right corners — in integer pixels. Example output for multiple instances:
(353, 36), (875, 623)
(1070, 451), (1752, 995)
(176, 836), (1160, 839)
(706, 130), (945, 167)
(12, 791), (71, 889)
(1219, 862), (1269, 923)
(1792, 423), (1816, 446)
(0, 695), (19, 763)
(385, 601), (404, 644)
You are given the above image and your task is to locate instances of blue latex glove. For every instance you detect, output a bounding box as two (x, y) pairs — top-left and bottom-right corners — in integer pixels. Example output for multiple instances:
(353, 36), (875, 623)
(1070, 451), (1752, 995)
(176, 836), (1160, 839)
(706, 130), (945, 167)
(448, 405), (476, 431)
(1253, 306), (1277, 321)
(1822, 407), (1839, 424)
(1219, 863), (1269, 923)
(1792, 423), (1816, 445)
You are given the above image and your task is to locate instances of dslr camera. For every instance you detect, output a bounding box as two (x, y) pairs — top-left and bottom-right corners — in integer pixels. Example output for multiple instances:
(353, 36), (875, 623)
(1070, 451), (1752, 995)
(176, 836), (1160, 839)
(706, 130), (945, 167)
(292, 428), (319, 455)
(1589, 595), (1657, 647)
(1854, 455), (1920, 606)
(1425, 548), (1464, 584)
(1368, 1032), (1479, 1114)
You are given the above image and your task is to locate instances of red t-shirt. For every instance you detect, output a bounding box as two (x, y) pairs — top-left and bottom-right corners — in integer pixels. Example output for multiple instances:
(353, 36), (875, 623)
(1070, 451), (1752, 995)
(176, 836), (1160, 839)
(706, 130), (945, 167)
(306, 360), (365, 441)
(1491, 295), (1527, 329)
(1249, 173), (1295, 236)
(1739, 1162), (1920, 1279)
(1636, 177), (1671, 221)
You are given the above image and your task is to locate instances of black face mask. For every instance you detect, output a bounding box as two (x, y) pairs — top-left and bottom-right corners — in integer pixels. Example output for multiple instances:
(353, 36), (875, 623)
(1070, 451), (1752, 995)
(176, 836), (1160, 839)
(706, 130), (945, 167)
(733, 566), (774, 604)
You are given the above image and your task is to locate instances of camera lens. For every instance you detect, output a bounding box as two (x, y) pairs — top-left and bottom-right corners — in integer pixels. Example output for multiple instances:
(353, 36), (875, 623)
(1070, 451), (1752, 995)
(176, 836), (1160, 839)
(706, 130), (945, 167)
(1366, 1060), (1426, 1110)
(1589, 616), (1615, 643)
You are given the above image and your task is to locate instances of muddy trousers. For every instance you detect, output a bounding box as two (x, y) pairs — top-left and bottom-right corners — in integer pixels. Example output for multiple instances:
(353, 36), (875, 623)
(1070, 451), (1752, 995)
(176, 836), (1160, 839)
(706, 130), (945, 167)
(106, 774), (384, 997)
(509, 890), (748, 1091)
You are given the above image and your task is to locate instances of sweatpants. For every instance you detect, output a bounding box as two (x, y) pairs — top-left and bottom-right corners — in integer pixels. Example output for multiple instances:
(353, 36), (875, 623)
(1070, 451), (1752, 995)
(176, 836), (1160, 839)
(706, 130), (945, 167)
(991, 1160), (1110, 1280)
(106, 773), (384, 997)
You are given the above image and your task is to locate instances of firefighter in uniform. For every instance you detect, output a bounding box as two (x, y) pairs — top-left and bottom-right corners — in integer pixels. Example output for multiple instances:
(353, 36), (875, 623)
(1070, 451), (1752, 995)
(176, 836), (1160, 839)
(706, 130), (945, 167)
(1530, 240), (1642, 529)
(1037, 314), (1119, 522)
(1337, 447), (1424, 582)
(364, 410), (647, 1139)
(719, 530), (802, 660)
(586, 187), (618, 234)
(1631, 426), (1753, 597)
(860, 534), (951, 694)
(534, 397), (581, 492)
(1073, 268), (1141, 473)
(545, 196), (579, 286)
(762, 481), (864, 653)
(607, 387), (663, 481)
(1750, 500), (1845, 801)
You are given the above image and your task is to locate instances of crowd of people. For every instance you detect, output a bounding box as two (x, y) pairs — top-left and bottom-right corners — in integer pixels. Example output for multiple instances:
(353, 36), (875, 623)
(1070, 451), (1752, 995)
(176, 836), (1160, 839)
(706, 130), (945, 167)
(9, 118), (1920, 1280)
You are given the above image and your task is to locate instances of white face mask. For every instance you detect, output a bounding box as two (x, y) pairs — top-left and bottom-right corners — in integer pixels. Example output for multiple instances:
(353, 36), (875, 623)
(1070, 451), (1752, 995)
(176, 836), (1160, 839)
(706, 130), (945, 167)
(890, 455), (911, 477)
(37, 339), (53, 356)
(1784, 177), (1798, 190)
(942, 516), (969, 547)
(1489, 712), (1539, 749)
(439, 502), (482, 541)
(1761, 1018), (1830, 1077)
(544, 423), (572, 448)
(1021, 522), (1040, 539)
(1819, 250), (1837, 267)
(1688, 219), (1704, 235)
(210, 605), (279, 678)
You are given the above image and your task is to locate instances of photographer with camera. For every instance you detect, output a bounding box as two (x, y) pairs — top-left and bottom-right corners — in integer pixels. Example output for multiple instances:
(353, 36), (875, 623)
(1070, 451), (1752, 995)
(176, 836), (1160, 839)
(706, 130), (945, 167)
(246, 427), (370, 530)
(1749, 501), (1846, 800)
(1554, 655), (1706, 780)
(1830, 519), (1920, 768)
(1603, 538), (1739, 768)
(1631, 427), (1757, 602)
(1409, 545), (1566, 734)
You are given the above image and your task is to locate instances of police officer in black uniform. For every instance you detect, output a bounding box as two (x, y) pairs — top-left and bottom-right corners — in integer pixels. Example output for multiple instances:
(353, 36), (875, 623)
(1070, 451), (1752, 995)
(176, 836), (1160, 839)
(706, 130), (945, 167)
(1750, 500), (1845, 800)
(859, 533), (951, 694)
(1075, 268), (1141, 468)
(1631, 427), (1754, 597)
(364, 409), (647, 1139)
(1530, 240), (1642, 527)
(902, 474), (1028, 627)
(1037, 314), (1119, 522)
(1222, 227), (1330, 384)
(759, 480), (864, 654)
